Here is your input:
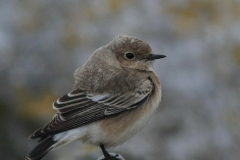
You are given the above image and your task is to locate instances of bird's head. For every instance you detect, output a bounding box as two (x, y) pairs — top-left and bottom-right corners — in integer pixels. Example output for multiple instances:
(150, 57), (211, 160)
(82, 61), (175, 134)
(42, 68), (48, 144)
(107, 34), (166, 71)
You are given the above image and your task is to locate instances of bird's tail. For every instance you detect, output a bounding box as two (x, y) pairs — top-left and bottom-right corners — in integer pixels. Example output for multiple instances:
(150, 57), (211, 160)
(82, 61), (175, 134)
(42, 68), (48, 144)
(25, 136), (57, 160)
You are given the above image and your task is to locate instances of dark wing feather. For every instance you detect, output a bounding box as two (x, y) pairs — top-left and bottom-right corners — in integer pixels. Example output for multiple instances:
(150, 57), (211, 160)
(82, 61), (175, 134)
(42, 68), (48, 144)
(30, 80), (153, 139)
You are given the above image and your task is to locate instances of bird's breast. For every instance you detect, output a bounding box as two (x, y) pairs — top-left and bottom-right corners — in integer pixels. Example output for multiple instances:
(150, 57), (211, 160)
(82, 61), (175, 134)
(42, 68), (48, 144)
(97, 85), (161, 147)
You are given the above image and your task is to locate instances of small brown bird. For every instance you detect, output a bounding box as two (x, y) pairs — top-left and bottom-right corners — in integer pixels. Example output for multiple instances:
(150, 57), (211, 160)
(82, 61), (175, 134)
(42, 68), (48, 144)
(26, 34), (166, 160)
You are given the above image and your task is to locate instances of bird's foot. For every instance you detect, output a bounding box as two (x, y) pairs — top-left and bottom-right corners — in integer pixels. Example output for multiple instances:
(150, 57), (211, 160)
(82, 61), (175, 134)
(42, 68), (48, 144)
(97, 153), (125, 160)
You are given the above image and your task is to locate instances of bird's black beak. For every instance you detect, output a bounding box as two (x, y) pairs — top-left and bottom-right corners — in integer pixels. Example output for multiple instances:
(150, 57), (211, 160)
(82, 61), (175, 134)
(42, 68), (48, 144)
(146, 54), (166, 60)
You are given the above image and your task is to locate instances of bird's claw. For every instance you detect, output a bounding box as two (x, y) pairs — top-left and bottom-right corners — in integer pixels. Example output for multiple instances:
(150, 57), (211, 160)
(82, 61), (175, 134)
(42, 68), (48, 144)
(97, 153), (125, 160)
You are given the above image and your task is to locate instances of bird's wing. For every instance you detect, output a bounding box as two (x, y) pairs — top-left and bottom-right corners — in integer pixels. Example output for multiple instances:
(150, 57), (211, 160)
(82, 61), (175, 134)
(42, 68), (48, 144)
(30, 79), (153, 139)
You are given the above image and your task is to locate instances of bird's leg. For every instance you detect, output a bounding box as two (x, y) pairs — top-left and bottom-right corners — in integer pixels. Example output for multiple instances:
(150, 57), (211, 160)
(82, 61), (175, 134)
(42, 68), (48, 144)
(100, 144), (112, 160)
(99, 144), (123, 160)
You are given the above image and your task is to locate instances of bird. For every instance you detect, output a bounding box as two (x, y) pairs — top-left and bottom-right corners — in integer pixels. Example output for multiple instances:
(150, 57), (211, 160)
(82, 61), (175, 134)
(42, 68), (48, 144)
(25, 34), (166, 160)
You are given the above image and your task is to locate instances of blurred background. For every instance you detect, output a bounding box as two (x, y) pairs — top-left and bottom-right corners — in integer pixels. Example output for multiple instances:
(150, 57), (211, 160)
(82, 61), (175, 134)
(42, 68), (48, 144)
(1, 0), (240, 160)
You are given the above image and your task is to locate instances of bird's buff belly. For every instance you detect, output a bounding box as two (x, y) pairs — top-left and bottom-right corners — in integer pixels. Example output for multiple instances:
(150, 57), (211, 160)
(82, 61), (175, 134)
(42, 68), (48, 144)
(83, 100), (158, 148)
(53, 89), (161, 150)
(52, 105), (156, 150)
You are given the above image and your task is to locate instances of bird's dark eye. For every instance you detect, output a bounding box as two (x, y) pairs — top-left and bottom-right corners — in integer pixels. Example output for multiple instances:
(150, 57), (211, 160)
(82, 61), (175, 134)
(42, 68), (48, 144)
(125, 53), (135, 60)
